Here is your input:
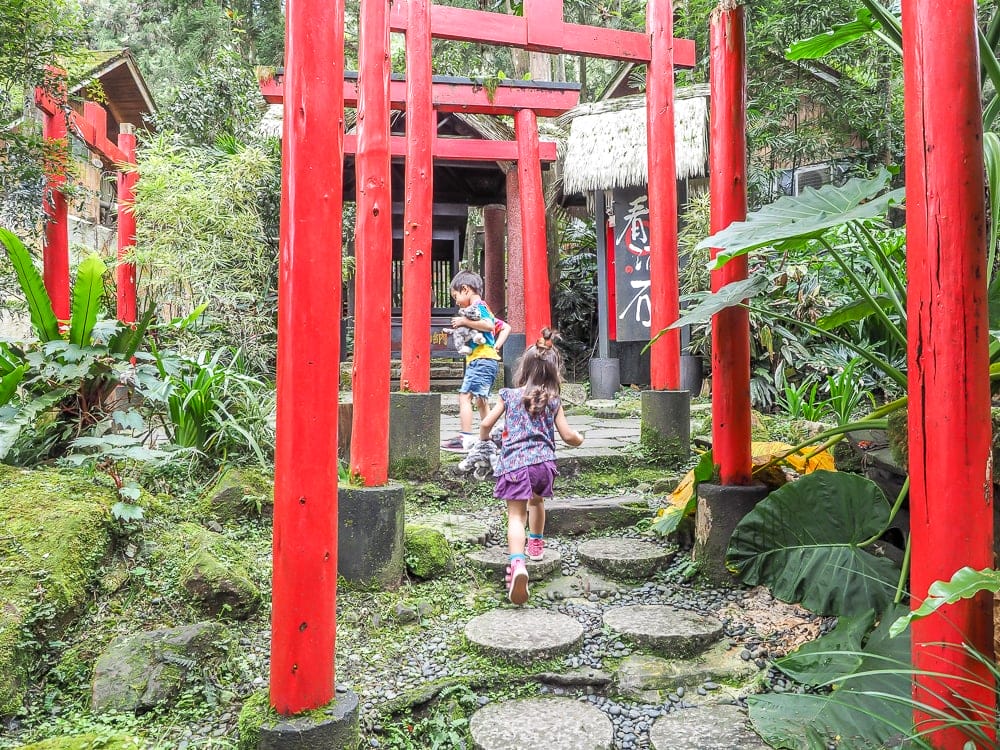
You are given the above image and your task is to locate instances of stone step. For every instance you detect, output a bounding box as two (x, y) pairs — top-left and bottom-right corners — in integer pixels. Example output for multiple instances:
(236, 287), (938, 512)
(649, 704), (769, 750)
(407, 513), (491, 545)
(470, 697), (614, 750)
(465, 547), (563, 579)
(603, 605), (723, 659)
(576, 537), (677, 579)
(614, 643), (760, 703)
(543, 495), (651, 536)
(537, 566), (625, 603)
(464, 609), (583, 664)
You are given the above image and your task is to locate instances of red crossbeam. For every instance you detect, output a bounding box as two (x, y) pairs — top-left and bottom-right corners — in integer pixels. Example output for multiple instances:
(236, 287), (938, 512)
(387, 0), (695, 67)
(260, 75), (580, 118)
(342, 134), (556, 162)
(34, 88), (130, 166)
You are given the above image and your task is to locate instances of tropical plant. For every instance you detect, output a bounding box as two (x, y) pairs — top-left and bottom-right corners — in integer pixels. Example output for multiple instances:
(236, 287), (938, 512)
(776, 375), (829, 421)
(552, 217), (598, 380)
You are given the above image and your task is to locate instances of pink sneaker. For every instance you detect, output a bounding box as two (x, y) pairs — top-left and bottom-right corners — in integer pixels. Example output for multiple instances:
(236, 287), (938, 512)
(507, 558), (529, 605)
(526, 537), (544, 561)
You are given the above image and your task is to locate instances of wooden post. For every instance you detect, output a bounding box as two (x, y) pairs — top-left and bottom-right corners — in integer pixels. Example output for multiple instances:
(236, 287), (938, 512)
(270, 0), (345, 716)
(505, 170), (525, 335)
(709, 3), (751, 485)
(515, 108), (551, 338)
(646, 0), (681, 390)
(483, 204), (507, 319)
(116, 124), (138, 324)
(903, 0), (996, 742)
(401, 0), (434, 393)
(41, 70), (69, 322)
(351, 0), (393, 486)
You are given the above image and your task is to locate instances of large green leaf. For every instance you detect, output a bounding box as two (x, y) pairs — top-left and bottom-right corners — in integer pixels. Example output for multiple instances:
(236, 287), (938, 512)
(662, 276), (770, 332)
(698, 171), (904, 268)
(69, 254), (107, 347)
(775, 610), (876, 685)
(0, 227), (60, 341)
(0, 389), (71, 460)
(108, 304), (156, 358)
(786, 8), (879, 61)
(890, 567), (1000, 637)
(0, 365), (26, 406)
(750, 605), (915, 750)
(816, 295), (897, 331)
(727, 471), (900, 616)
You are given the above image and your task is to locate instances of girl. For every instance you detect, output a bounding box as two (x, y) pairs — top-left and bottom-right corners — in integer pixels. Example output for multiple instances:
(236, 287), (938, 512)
(478, 329), (584, 605)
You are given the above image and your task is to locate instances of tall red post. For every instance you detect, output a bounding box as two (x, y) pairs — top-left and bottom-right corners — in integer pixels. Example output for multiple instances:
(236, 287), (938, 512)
(400, 0), (434, 393)
(709, 3), (751, 485)
(514, 108), (551, 338)
(646, 0), (681, 390)
(41, 71), (70, 323)
(116, 124), (138, 324)
(351, 0), (393, 486)
(903, 0), (996, 742)
(269, 0), (345, 715)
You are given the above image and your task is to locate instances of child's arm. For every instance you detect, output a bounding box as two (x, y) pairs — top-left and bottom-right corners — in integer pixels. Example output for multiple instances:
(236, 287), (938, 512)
(479, 400), (506, 441)
(494, 321), (511, 351)
(554, 405), (584, 446)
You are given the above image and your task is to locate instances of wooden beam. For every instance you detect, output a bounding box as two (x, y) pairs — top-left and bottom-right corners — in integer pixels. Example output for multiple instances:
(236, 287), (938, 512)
(342, 134), (557, 162)
(261, 74), (580, 117)
(388, 0), (695, 67)
(34, 89), (130, 165)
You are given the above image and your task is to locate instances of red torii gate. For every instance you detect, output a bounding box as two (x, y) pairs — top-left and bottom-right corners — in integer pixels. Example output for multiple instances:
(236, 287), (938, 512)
(34, 73), (139, 324)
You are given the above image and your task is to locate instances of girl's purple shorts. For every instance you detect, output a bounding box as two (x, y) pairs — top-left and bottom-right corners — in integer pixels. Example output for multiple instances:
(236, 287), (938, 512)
(495, 461), (558, 500)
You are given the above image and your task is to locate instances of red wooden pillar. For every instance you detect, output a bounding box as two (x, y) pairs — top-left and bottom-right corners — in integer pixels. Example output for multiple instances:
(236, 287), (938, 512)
(505, 171), (525, 335)
(41, 71), (70, 322)
(400, 0), (434, 393)
(116, 123), (138, 324)
(709, 4), (751, 485)
(646, 0), (681, 390)
(514, 109), (551, 338)
(269, 0), (345, 715)
(350, 0), (393, 486)
(903, 0), (995, 742)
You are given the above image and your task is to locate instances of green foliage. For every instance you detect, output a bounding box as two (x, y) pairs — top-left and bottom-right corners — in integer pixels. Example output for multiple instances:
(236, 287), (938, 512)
(650, 450), (715, 536)
(727, 471), (900, 617)
(552, 217), (598, 379)
(890, 567), (1000, 637)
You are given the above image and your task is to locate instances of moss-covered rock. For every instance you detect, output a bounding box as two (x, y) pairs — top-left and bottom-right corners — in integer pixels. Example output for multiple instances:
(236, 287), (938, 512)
(17, 734), (144, 750)
(403, 524), (453, 579)
(0, 466), (115, 715)
(155, 522), (261, 619)
(237, 690), (275, 750)
(196, 466), (273, 523)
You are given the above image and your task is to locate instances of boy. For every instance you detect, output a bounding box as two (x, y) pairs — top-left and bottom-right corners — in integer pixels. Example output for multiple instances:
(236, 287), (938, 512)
(441, 271), (509, 452)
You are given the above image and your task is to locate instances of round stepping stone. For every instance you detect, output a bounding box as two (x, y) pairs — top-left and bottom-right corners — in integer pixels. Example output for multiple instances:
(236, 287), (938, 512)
(577, 537), (676, 579)
(465, 609), (583, 664)
(470, 697), (613, 750)
(408, 513), (490, 545)
(649, 704), (769, 750)
(465, 547), (563, 578)
(603, 605), (723, 658)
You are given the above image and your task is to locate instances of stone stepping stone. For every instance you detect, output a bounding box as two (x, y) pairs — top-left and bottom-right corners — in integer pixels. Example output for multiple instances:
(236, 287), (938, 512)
(604, 605), (723, 658)
(470, 697), (614, 749)
(465, 547), (562, 578)
(614, 643), (759, 703)
(538, 566), (625, 602)
(544, 495), (650, 535)
(577, 537), (676, 579)
(408, 513), (490, 545)
(465, 609), (583, 664)
(649, 704), (769, 750)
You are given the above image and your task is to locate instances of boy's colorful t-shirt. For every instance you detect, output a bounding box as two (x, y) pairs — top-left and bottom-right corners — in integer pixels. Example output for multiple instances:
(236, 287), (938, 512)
(467, 301), (501, 363)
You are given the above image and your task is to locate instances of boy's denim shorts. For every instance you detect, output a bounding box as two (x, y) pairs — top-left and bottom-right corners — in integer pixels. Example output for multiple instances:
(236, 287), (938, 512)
(460, 358), (499, 399)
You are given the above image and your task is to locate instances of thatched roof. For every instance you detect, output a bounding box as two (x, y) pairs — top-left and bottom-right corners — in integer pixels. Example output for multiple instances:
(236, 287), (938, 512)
(559, 84), (709, 194)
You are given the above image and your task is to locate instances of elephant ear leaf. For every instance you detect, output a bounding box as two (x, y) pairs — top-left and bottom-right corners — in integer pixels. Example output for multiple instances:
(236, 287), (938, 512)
(69, 254), (107, 347)
(726, 471), (900, 617)
(0, 227), (59, 341)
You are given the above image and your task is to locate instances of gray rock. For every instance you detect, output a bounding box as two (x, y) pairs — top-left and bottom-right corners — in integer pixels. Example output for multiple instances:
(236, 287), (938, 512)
(407, 512), (491, 545)
(577, 537), (676, 579)
(465, 547), (562, 578)
(470, 697), (613, 749)
(649, 704), (769, 749)
(603, 605), (723, 658)
(465, 609), (583, 664)
(92, 621), (227, 712)
(544, 495), (651, 536)
(614, 643), (760, 702)
(174, 524), (261, 619)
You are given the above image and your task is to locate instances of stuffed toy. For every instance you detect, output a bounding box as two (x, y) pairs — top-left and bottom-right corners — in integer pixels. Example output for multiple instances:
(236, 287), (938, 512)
(443, 305), (487, 355)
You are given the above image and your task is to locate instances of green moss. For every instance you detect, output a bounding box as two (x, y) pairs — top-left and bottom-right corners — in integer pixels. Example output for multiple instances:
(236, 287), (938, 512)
(0, 466), (115, 713)
(404, 525), (454, 579)
(237, 690), (275, 749)
(886, 407), (908, 468)
(17, 734), (143, 750)
(390, 455), (436, 481)
(196, 466), (273, 523)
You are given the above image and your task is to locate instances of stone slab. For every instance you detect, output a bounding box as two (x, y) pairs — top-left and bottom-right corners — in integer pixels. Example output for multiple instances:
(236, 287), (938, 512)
(465, 547), (563, 578)
(471, 697), (613, 750)
(538, 566), (625, 602)
(465, 609), (583, 664)
(544, 495), (651, 536)
(257, 689), (360, 750)
(649, 704), (769, 750)
(577, 537), (676, 579)
(408, 512), (491, 545)
(603, 605), (723, 658)
(614, 643), (760, 703)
